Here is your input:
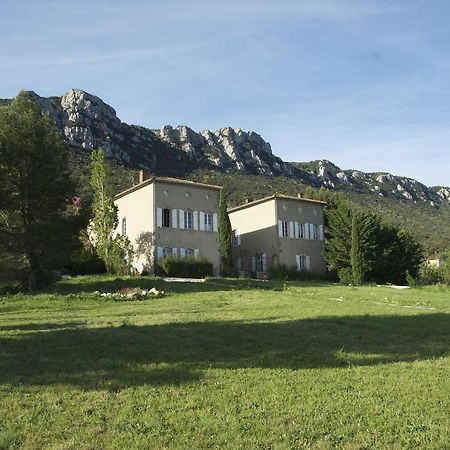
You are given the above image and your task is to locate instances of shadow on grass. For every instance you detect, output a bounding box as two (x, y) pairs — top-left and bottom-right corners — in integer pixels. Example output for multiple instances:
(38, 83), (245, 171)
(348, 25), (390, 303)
(1, 313), (448, 390)
(53, 276), (330, 296)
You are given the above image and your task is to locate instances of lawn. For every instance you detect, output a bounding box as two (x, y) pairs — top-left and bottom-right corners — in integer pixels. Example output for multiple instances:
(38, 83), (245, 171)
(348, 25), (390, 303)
(0, 276), (449, 449)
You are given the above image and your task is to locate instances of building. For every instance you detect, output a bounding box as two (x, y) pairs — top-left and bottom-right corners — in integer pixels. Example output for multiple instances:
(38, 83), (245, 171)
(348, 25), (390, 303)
(114, 172), (221, 275)
(425, 258), (445, 268)
(228, 194), (326, 277)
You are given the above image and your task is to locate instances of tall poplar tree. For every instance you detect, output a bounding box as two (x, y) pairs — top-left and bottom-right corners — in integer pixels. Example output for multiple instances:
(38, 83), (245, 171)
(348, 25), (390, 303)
(90, 148), (118, 272)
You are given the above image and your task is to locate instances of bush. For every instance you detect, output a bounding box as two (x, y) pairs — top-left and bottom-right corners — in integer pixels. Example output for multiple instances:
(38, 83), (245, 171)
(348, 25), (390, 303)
(412, 264), (450, 286)
(158, 256), (213, 278)
(66, 249), (105, 275)
(268, 264), (319, 281)
(338, 267), (354, 285)
(268, 264), (289, 280)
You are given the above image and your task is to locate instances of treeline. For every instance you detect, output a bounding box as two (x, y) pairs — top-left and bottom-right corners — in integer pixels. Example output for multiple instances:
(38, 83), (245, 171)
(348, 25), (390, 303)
(304, 187), (423, 285)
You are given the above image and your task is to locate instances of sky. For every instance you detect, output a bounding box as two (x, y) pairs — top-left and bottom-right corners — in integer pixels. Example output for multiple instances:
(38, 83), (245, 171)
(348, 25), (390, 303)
(1, 0), (449, 187)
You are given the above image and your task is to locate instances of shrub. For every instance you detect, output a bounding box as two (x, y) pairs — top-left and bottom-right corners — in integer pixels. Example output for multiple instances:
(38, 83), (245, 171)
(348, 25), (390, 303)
(109, 235), (134, 276)
(269, 264), (319, 281)
(338, 267), (354, 285)
(413, 264), (449, 286)
(66, 249), (105, 275)
(268, 264), (289, 280)
(158, 256), (213, 278)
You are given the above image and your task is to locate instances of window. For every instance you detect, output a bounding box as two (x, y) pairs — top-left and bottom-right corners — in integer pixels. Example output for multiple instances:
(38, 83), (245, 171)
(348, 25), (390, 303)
(312, 224), (319, 240)
(257, 254), (267, 272)
(185, 248), (195, 257)
(236, 257), (242, 272)
(163, 247), (173, 257)
(282, 221), (288, 237)
(162, 208), (171, 228)
(231, 230), (240, 246)
(204, 213), (213, 231)
(121, 217), (127, 235)
(184, 210), (193, 229)
(297, 254), (307, 271)
(298, 223), (305, 239)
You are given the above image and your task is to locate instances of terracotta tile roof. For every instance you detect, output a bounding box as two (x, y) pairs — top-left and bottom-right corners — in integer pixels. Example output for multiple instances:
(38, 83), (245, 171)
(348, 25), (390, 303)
(114, 176), (221, 200)
(227, 194), (326, 213)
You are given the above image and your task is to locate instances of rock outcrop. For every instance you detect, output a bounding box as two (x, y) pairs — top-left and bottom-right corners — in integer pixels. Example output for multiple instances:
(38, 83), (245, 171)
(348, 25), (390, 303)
(3, 89), (447, 206)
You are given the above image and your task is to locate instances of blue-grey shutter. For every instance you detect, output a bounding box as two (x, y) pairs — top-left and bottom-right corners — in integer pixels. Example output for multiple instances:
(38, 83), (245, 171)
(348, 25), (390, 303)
(156, 208), (162, 228)
(172, 209), (178, 228)
(305, 223), (310, 239)
(179, 209), (185, 229)
(193, 211), (199, 230)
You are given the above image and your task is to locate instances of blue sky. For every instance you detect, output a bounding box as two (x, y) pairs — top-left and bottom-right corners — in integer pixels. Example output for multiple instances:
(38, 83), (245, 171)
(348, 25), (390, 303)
(1, 0), (449, 186)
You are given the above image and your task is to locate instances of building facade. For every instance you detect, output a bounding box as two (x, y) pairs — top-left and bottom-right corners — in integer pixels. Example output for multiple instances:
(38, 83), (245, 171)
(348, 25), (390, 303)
(228, 195), (326, 277)
(114, 174), (221, 275)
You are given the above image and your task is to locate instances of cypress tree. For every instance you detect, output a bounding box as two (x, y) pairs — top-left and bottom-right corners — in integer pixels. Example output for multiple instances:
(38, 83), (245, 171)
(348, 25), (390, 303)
(351, 213), (364, 284)
(218, 190), (233, 276)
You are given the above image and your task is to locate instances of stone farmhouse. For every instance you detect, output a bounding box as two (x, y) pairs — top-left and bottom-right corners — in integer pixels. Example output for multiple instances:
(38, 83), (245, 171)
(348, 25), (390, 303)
(114, 172), (221, 275)
(228, 195), (326, 277)
(114, 173), (326, 277)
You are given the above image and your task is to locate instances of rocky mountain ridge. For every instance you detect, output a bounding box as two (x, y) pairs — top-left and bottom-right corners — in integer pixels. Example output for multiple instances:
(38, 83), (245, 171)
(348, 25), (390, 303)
(2, 88), (449, 206)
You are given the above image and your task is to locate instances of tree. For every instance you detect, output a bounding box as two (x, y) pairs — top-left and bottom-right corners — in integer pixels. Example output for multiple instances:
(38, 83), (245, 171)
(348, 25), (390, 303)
(218, 190), (233, 276)
(0, 91), (73, 290)
(89, 148), (134, 274)
(350, 212), (377, 284)
(90, 148), (118, 272)
(324, 196), (353, 273)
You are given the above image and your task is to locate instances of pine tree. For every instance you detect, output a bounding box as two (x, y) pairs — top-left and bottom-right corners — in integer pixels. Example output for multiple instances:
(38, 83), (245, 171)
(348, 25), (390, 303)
(0, 91), (74, 289)
(218, 190), (233, 276)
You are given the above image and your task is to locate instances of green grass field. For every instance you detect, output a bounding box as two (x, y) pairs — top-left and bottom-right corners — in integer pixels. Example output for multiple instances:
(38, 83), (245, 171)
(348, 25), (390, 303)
(1, 276), (449, 449)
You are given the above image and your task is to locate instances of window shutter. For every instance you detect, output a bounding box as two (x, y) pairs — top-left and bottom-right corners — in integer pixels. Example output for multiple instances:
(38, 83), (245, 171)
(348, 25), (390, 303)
(305, 222), (310, 239)
(199, 212), (205, 231)
(251, 256), (256, 272)
(156, 208), (162, 228)
(179, 209), (185, 229)
(278, 220), (283, 237)
(194, 249), (199, 258)
(319, 224), (324, 241)
(180, 248), (185, 258)
(193, 211), (199, 230)
(310, 223), (314, 240)
(296, 255), (301, 272)
(157, 247), (163, 260)
(306, 256), (311, 272)
(262, 253), (267, 272)
(295, 222), (299, 239)
(213, 213), (218, 232)
(172, 248), (178, 257)
(172, 209), (178, 228)
(289, 221), (294, 238)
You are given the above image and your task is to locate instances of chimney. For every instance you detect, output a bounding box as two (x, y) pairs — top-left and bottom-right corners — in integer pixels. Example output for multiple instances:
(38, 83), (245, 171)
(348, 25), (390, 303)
(139, 169), (146, 184)
(297, 193), (302, 199)
(245, 197), (253, 204)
